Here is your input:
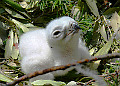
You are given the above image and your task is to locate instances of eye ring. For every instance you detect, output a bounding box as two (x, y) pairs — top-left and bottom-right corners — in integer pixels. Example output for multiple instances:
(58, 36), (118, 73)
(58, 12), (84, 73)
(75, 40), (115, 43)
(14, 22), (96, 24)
(52, 30), (62, 38)
(53, 31), (61, 35)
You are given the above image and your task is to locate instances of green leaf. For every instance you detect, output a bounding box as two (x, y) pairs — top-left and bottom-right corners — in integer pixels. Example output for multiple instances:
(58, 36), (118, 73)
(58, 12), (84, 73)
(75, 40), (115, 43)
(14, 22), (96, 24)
(94, 39), (113, 56)
(31, 80), (66, 86)
(103, 7), (120, 16)
(12, 19), (29, 32)
(67, 81), (76, 85)
(24, 23), (36, 28)
(0, 37), (3, 45)
(5, 29), (13, 58)
(110, 12), (120, 40)
(100, 25), (108, 42)
(0, 8), (5, 14)
(11, 33), (19, 59)
(89, 47), (95, 55)
(3, 0), (25, 12)
(5, 8), (25, 19)
(111, 12), (120, 32)
(0, 74), (13, 82)
(85, 0), (100, 17)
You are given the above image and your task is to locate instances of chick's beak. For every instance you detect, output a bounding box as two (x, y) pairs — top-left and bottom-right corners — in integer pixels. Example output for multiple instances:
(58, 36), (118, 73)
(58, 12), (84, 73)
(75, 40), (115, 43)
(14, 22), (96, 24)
(74, 24), (81, 30)
(66, 24), (81, 36)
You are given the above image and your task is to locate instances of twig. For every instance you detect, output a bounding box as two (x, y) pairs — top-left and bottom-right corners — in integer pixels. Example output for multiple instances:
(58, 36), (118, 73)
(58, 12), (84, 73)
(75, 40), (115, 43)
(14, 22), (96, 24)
(6, 53), (120, 86)
(83, 79), (95, 86)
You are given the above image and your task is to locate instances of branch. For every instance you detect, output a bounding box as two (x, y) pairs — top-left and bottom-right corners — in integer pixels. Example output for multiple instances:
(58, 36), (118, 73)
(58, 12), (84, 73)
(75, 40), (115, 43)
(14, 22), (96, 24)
(6, 53), (120, 86)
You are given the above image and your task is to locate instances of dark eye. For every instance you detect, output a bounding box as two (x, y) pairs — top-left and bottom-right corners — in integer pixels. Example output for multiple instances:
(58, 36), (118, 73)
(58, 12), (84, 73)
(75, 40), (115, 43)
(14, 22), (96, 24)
(52, 30), (62, 38)
(53, 31), (61, 35)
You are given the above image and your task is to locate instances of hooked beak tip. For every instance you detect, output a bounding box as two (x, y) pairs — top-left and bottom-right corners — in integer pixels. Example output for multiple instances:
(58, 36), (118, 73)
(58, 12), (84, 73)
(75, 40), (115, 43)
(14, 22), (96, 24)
(75, 25), (81, 30)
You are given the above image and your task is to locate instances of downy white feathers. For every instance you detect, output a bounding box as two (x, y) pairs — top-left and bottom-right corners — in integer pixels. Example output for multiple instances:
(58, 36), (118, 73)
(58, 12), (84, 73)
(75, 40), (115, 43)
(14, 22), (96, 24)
(19, 16), (106, 85)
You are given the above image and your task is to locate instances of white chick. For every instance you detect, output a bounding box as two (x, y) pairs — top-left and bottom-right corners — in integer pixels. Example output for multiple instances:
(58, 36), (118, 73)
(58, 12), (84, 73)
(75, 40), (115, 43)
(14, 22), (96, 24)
(19, 16), (106, 85)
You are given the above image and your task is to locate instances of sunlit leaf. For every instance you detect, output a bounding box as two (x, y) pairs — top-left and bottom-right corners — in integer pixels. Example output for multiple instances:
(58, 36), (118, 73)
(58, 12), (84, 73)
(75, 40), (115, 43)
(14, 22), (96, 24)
(0, 37), (3, 45)
(19, 1), (28, 8)
(11, 33), (19, 59)
(111, 12), (120, 40)
(94, 39), (113, 56)
(5, 29), (13, 58)
(67, 81), (76, 85)
(26, 1), (39, 10)
(100, 25), (108, 41)
(72, 8), (80, 20)
(0, 22), (9, 30)
(0, 74), (13, 82)
(89, 48), (95, 55)
(111, 12), (120, 32)
(31, 80), (66, 86)
(8, 62), (17, 66)
(12, 19), (29, 32)
(85, 0), (100, 17)
(5, 8), (25, 19)
(92, 39), (113, 70)
(24, 23), (36, 28)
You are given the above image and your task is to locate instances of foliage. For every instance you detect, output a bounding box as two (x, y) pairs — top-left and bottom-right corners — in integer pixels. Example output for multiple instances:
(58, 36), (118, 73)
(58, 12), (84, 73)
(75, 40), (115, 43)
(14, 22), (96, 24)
(0, 0), (120, 86)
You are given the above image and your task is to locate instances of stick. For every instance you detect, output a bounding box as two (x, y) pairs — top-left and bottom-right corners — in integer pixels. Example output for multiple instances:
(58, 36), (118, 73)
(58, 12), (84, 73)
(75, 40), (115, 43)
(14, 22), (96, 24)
(6, 53), (120, 86)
